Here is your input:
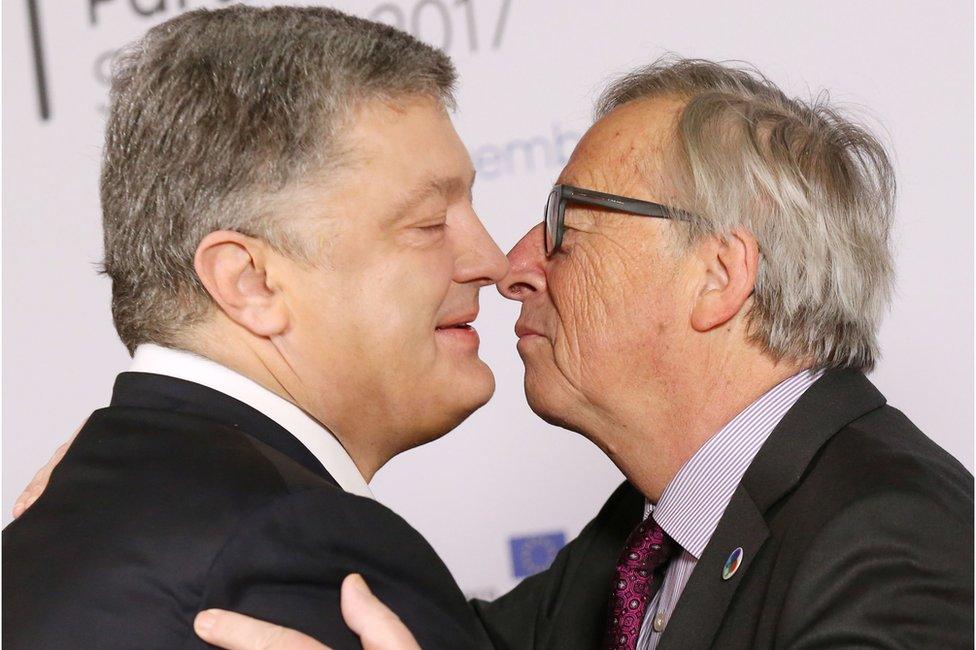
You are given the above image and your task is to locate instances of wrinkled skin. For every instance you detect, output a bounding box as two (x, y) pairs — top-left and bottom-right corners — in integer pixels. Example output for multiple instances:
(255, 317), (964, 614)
(502, 98), (692, 458)
(500, 95), (785, 499)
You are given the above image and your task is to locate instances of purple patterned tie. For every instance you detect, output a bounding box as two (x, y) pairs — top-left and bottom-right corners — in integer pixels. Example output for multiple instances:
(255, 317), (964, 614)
(603, 518), (677, 650)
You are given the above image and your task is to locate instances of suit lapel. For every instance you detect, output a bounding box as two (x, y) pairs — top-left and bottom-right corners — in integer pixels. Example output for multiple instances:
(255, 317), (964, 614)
(658, 370), (886, 649)
(741, 370), (885, 512)
(657, 488), (768, 650)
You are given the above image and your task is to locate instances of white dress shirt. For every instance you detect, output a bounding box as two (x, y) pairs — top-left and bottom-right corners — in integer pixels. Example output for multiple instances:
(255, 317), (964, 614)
(129, 344), (373, 499)
(636, 369), (824, 649)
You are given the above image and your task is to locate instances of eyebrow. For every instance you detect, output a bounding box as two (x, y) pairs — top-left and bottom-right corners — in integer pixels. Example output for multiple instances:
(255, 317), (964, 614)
(390, 170), (476, 221)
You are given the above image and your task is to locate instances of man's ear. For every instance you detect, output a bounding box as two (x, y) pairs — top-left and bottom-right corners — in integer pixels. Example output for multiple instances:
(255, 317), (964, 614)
(194, 230), (289, 337)
(690, 228), (759, 332)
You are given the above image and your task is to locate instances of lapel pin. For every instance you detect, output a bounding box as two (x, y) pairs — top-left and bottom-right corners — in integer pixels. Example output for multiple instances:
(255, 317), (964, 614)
(722, 547), (743, 580)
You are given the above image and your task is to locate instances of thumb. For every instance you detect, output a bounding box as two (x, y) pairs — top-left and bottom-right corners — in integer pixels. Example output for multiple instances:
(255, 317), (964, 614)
(340, 574), (420, 650)
(194, 609), (328, 650)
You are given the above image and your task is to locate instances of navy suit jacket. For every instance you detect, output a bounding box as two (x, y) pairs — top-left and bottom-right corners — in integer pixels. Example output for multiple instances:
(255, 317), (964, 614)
(3, 372), (485, 649)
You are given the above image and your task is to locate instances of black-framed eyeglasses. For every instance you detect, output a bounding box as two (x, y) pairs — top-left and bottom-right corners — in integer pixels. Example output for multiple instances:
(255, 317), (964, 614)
(544, 184), (692, 256)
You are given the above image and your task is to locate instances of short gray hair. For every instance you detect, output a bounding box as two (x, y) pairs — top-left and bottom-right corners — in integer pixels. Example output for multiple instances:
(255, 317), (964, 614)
(101, 5), (456, 354)
(597, 56), (895, 371)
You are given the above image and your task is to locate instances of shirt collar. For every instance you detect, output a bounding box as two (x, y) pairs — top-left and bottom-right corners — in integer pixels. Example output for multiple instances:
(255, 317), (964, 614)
(129, 344), (373, 499)
(644, 368), (824, 559)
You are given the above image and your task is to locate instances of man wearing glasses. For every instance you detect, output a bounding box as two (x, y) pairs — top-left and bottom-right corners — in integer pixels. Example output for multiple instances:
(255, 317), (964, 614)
(184, 59), (973, 649)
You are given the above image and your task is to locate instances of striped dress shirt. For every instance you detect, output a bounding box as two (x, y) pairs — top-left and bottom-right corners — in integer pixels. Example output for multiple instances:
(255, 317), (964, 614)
(635, 369), (824, 650)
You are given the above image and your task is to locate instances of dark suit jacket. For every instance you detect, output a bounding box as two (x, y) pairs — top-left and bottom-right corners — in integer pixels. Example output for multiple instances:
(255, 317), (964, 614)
(3, 372), (484, 649)
(474, 370), (974, 649)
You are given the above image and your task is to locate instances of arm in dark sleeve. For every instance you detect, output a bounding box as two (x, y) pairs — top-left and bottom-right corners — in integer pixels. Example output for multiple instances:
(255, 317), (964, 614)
(193, 489), (485, 650)
(470, 535), (578, 650)
(471, 481), (643, 650)
(776, 490), (974, 649)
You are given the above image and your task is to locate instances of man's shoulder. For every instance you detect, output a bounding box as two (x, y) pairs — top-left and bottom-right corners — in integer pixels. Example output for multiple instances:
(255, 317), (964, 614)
(56, 402), (454, 579)
(762, 404), (975, 649)
(820, 404), (971, 503)
(3, 403), (346, 568)
(773, 402), (973, 532)
(78, 403), (334, 500)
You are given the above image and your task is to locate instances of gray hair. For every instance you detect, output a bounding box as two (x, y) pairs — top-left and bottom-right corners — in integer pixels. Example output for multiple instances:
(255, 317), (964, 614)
(101, 5), (456, 354)
(597, 56), (895, 371)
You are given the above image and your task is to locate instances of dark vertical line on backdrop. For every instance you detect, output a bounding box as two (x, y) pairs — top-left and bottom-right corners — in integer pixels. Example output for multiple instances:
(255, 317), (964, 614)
(26, 0), (51, 121)
(492, 0), (511, 48)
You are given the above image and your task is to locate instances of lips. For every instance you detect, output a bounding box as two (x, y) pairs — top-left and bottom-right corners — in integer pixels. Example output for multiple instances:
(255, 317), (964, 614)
(436, 310), (478, 331)
(435, 309), (481, 349)
(438, 323), (474, 331)
(515, 322), (543, 338)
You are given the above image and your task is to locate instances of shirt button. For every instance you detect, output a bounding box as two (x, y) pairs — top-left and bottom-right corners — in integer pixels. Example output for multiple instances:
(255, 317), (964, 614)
(653, 611), (667, 632)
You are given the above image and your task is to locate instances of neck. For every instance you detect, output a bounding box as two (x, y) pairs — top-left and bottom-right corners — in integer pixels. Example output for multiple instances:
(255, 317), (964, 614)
(591, 349), (807, 503)
(180, 319), (387, 482)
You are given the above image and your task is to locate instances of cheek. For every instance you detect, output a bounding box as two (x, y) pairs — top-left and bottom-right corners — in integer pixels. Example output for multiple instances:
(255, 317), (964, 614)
(548, 243), (675, 381)
(302, 248), (452, 349)
(327, 226), (454, 322)
(548, 245), (625, 354)
(369, 251), (455, 342)
(543, 258), (615, 392)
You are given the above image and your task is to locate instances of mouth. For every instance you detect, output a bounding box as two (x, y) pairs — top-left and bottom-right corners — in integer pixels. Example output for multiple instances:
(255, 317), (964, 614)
(436, 310), (480, 347)
(514, 322), (543, 339)
(436, 310), (478, 331)
(437, 321), (475, 332)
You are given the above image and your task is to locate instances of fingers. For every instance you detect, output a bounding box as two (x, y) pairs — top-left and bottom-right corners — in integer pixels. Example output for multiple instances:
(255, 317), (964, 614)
(190, 575), (420, 650)
(194, 610), (329, 650)
(13, 422), (84, 518)
(12, 440), (72, 518)
(340, 574), (421, 650)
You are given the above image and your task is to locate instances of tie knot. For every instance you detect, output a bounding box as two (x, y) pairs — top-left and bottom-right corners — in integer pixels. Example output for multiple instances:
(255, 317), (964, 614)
(619, 518), (676, 573)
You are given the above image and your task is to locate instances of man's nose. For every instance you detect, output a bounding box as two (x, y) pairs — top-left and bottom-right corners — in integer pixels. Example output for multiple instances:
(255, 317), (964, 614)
(498, 223), (546, 302)
(454, 210), (510, 286)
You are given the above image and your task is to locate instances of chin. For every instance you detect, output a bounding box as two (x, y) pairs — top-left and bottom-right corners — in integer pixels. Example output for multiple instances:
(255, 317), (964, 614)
(453, 358), (496, 413)
(523, 367), (578, 432)
(524, 383), (561, 427)
(444, 362), (495, 423)
(401, 360), (496, 451)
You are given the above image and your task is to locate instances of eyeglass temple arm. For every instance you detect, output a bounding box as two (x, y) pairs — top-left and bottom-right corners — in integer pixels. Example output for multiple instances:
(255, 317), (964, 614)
(562, 186), (689, 220)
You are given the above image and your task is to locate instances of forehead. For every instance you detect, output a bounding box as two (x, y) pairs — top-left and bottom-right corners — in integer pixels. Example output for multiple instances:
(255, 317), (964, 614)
(346, 96), (473, 189)
(559, 95), (686, 198)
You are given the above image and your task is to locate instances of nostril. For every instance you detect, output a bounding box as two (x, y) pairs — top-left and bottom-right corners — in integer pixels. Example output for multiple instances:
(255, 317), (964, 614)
(500, 280), (534, 300)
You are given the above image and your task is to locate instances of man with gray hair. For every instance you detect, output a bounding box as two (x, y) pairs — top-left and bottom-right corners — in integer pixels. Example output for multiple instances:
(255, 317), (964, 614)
(3, 6), (507, 649)
(192, 58), (973, 649)
(482, 58), (973, 649)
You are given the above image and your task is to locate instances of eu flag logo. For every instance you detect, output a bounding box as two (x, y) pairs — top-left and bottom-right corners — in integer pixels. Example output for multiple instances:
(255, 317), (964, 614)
(509, 531), (566, 578)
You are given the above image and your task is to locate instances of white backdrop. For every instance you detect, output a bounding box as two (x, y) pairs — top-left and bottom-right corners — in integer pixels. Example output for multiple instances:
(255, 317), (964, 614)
(3, 0), (973, 599)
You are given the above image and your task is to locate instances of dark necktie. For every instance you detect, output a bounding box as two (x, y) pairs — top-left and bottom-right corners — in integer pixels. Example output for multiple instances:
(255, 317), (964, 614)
(603, 518), (677, 650)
